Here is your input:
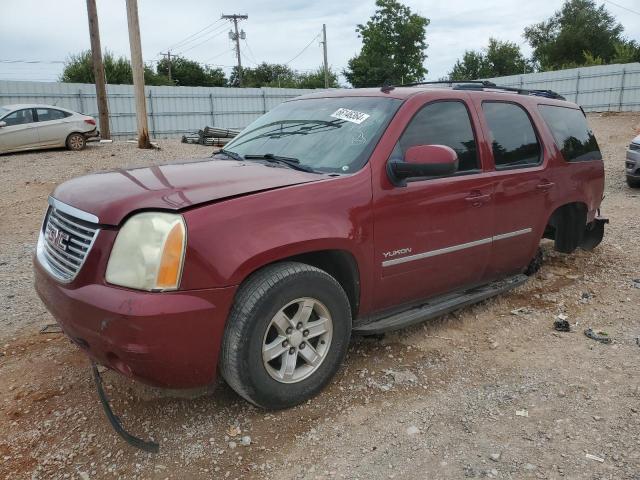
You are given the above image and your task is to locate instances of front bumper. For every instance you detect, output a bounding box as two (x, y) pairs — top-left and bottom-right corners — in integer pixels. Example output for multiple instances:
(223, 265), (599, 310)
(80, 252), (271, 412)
(34, 258), (237, 388)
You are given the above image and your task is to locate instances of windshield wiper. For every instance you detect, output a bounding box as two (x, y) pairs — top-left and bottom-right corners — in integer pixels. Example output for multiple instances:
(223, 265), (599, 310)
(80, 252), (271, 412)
(244, 153), (317, 173)
(214, 148), (244, 161)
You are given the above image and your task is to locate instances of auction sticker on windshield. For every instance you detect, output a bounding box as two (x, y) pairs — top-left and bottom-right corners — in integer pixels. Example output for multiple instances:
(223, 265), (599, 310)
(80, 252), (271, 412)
(331, 108), (370, 124)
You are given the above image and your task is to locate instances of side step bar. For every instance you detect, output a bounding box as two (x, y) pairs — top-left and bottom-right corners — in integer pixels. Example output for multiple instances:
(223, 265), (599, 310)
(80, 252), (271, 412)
(353, 274), (528, 335)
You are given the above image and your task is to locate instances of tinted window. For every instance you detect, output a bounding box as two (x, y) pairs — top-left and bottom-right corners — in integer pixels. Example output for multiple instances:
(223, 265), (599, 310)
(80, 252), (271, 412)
(36, 108), (69, 122)
(482, 102), (541, 169)
(398, 101), (479, 171)
(538, 105), (601, 162)
(3, 109), (34, 126)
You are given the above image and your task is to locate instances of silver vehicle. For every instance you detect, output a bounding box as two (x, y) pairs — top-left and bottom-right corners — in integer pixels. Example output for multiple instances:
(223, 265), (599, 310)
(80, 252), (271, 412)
(0, 104), (99, 154)
(627, 134), (640, 188)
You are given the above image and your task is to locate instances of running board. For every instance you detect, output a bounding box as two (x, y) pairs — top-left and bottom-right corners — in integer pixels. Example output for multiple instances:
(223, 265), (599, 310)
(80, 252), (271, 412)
(353, 274), (528, 335)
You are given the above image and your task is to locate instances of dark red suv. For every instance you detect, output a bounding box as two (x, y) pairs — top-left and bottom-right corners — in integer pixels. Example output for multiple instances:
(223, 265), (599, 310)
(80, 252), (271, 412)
(34, 83), (606, 409)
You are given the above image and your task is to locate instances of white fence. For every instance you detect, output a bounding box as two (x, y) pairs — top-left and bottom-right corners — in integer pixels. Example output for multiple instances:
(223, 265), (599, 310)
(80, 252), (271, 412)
(487, 63), (640, 112)
(0, 80), (317, 139)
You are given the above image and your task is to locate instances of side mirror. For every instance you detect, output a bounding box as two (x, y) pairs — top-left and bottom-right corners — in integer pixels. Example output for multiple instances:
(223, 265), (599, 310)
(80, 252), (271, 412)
(0, 121), (6, 128)
(387, 144), (459, 186)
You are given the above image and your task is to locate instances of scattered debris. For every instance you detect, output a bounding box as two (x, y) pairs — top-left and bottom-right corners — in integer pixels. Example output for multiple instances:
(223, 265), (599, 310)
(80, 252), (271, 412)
(632, 279), (640, 289)
(510, 307), (533, 316)
(385, 369), (418, 385)
(489, 453), (501, 462)
(406, 425), (419, 435)
(584, 328), (612, 344)
(553, 315), (571, 332)
(240, 435), (252, 446)
(39, 323), (62, 334)
(515, 410), (529, 417)
(182, 126), (240, 146)
(226, 425), (241, 437)
(585, 453), (605, 463)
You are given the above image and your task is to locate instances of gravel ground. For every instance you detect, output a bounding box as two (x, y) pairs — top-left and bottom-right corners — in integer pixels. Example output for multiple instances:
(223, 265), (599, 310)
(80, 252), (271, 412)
(1, 114), (639, 479)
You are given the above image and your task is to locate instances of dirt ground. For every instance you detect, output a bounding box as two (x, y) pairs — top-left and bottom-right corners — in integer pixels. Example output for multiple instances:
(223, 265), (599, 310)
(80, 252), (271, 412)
(1, 114), (639, 480)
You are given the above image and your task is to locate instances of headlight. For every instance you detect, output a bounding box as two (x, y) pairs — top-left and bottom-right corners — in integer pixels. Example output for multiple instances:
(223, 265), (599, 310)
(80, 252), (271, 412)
(106, 212), (186, 291)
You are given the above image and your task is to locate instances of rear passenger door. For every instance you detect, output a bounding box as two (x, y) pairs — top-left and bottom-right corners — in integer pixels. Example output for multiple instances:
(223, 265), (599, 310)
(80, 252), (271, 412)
(35, 108), (72, 146)
(473, 99), (551, 279)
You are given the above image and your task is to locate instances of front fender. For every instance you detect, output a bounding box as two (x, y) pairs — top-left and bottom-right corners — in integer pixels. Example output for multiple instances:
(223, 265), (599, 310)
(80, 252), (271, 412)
(179, 167), (374, 292)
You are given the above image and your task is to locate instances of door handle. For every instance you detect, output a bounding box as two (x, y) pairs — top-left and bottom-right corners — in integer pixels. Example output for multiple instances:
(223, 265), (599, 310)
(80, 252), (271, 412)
(536, 181), (555, 191)
(465, 192), (491, 206)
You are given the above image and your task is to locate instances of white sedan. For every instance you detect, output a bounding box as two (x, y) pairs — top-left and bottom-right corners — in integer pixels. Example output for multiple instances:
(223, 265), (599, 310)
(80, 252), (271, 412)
(0, 104), (99, 154)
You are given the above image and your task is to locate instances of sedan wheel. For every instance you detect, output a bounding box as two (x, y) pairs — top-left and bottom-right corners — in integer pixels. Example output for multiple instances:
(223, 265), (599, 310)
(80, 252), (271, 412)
(66, 133), (86, 151)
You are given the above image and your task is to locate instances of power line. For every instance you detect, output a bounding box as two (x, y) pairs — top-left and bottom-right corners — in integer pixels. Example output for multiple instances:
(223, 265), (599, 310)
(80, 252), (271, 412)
(242, 39), (260, 64)
(603, 0), (640, 16)
(284, 34), (320, 65)
(165, 18), (225, 52)
(203, 49), (235, 63)
(0, 59), (65, 64)
(174, 25), (229, 56)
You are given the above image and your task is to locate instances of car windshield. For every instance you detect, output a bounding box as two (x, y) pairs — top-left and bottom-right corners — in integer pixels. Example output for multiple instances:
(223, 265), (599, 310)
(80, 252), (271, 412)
(223, 96), (402, 174)
(0, 107), (10, 118)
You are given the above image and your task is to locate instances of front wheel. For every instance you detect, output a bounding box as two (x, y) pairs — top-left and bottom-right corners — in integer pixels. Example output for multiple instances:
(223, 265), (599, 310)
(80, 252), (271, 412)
(66, 132), (86, 151)
(220, 262), (352, 409)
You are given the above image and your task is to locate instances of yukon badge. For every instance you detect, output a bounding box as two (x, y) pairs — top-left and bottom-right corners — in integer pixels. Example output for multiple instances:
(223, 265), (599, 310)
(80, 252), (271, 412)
(383, 247), (412, 259)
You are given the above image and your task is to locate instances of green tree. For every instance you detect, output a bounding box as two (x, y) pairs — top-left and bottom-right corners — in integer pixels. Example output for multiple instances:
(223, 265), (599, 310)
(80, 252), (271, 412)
(523, 0), (638, 70)
(448, 38), (532, 80)
(295, 66), (339, 89)
(231, 63), (298, 88)
(344, 0), (429, 87)
(156, 56), (226, 86)
(60, 50), (171, 85)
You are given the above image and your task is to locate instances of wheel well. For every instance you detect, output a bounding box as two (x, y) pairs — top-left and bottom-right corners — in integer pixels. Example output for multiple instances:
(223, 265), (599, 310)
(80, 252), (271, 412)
(543, 202), (588, 253)
(247, 250), (360, 319)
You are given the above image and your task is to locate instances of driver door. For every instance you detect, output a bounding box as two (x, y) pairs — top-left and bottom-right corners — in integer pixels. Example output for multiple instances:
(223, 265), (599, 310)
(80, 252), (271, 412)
(0, 108), (40, 152)
(372, 99), (495, 311)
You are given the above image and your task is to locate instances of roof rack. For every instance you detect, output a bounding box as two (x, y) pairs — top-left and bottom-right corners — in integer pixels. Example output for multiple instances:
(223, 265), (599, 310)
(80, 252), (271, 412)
(394, 80), (566, 101)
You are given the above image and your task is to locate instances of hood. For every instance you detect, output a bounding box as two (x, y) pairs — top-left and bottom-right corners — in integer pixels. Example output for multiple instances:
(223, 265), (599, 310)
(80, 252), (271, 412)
(52, 158), (326, 225)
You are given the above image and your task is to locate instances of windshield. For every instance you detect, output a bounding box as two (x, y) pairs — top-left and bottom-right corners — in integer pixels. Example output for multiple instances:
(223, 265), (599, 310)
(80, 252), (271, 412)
(0, 107), (9, 119)
(223, 96), (402, 173)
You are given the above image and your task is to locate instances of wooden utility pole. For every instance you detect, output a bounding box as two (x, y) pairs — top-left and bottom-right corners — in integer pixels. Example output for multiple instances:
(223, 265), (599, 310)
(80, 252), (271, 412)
(321, 24), (329, 89)
(159, 51), (172, 82)
(125, 0), (151, 149)
(86, 0), (110, 139)
(222, 14), (248, 86)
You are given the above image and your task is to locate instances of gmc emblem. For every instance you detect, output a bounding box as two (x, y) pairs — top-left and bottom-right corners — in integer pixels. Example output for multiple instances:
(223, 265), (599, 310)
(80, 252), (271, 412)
(47, 226), (69, 252)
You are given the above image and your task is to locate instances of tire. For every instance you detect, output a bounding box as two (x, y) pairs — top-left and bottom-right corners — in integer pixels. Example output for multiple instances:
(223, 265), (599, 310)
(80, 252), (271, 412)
(627, 176), (640, 188)
(66, 133), (86, 151)
(220, 261), (352, 409)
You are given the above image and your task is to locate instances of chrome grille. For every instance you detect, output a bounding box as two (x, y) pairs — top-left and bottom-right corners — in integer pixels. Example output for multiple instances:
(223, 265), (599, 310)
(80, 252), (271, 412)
(38, 201), (99, 282)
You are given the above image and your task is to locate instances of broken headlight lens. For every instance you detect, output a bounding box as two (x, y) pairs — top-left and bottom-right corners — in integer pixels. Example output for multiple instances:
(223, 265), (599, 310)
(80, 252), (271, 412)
(106, 212), (186, 291)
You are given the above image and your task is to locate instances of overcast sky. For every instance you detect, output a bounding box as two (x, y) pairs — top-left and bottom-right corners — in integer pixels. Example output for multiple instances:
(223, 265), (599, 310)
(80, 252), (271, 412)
(0, 0), (638, 85)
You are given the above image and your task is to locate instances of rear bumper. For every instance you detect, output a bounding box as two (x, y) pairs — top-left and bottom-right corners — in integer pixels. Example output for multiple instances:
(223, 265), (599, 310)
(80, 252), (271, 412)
(34, 258), (237, 388)
(84, 128), (99, 139)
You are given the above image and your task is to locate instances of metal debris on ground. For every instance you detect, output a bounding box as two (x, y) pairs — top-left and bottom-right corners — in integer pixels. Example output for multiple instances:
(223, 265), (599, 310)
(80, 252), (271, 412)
(510, 306), (533, 316)
(515, 409), (529, 417)
(585, 453), (605, 463)
(554, 315), (571, 332)
(584, 328), (612, 344)
(632, 279), (640, 289)
(182, 126), (240, 147)
(39, 323), (62, 334)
